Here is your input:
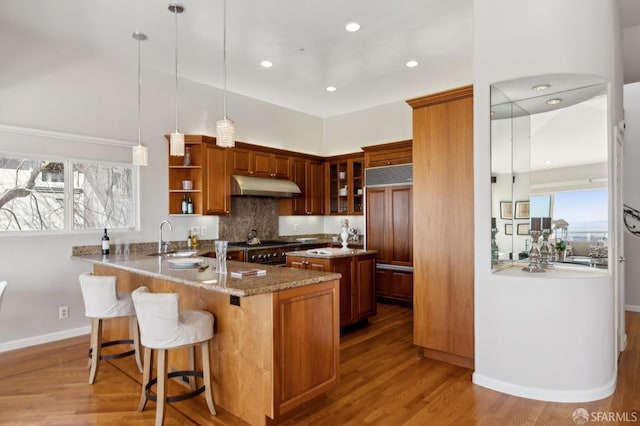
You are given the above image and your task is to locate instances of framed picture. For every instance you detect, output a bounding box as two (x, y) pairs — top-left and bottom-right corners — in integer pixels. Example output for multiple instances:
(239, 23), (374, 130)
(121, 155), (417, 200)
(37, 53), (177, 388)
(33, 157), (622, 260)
(515, 201), (530, 219)
(500, 201), (513, 219)
(517, 223), (530, 235)
(505, 223), (513, 235)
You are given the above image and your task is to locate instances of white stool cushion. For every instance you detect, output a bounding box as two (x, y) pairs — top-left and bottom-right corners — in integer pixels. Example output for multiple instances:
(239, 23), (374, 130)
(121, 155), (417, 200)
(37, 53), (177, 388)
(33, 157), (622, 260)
(79, 272), (136, 318)
(132, 286), (214, 349)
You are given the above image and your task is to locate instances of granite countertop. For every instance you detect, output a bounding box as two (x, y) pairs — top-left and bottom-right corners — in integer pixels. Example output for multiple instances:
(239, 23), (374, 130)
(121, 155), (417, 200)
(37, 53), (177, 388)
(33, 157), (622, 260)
(72, 253), (341, 297)
(285, 247), (377, 259)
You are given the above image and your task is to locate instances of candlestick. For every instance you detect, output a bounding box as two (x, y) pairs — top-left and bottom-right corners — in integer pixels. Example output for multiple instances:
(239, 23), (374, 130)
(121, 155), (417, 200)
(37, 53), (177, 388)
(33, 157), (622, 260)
(542, 217), (551, 230)
(522, 230), (545, 273)
(491, 217), (496, 229)
(531, 217), (541, 231)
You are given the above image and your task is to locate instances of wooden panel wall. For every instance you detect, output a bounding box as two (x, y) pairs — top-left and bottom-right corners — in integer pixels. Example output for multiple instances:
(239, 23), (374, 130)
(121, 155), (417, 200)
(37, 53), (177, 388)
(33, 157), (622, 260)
(408, 86), (475, 368)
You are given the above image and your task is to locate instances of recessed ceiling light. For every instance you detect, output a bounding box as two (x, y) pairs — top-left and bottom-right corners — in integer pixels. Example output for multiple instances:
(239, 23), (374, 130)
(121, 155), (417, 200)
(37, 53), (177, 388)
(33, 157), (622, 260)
(406, 60), (418, 68)
(545, 160), (552, 165)
(260, 60), (273, 68)
(532, 84), (550, 91)
(345, 22), (360, 32)
(326, 86), (337, 92)
(546, 98), (562, 105)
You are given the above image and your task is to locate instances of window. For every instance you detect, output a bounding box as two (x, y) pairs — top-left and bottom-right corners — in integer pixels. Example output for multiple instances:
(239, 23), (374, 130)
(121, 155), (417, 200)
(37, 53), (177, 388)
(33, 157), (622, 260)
(0, 154), (136, 233)
(530, 188), (607, 242)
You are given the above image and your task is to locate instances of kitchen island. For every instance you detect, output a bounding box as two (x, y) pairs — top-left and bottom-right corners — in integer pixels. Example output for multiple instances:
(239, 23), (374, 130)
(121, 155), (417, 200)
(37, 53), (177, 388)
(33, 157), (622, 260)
(73, 253), (341, 426)
(285, 248), (377, 328)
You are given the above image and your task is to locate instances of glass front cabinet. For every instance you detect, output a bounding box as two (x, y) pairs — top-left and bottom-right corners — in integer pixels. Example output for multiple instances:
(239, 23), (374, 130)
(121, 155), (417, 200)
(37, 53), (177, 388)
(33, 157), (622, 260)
(326, 155), (364, 215)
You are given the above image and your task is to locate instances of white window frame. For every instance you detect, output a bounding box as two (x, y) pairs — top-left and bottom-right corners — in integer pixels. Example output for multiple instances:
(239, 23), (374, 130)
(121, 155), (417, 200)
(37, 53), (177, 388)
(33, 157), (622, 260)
(0, 150), (139, 236)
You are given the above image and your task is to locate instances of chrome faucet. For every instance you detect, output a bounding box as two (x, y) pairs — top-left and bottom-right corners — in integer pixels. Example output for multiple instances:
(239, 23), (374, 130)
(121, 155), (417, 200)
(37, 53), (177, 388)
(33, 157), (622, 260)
(159, 220), (173, 253)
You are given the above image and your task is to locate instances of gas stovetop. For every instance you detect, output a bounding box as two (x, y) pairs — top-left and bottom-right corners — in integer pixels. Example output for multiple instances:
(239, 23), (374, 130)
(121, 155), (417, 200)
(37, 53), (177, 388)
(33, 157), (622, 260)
(228, 240), (297, 249)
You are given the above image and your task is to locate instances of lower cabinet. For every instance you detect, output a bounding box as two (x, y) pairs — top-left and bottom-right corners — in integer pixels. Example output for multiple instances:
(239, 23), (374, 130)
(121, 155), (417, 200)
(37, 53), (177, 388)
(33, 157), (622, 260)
(286, 253), (376, 327)
(375, 267), (413, 303)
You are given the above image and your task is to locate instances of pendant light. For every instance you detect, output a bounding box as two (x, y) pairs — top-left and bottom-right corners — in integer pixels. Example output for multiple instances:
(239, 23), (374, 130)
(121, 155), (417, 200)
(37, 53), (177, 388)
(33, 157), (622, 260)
(216, 0), (235, 147)
(169, 3), (185, 156)
(132, 32), (148, 166)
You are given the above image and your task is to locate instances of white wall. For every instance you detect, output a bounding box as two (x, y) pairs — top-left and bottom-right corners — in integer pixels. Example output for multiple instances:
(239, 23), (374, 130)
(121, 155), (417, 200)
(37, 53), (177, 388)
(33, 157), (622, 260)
(623, 82), (640, 310)
(473, 0), (623, 402)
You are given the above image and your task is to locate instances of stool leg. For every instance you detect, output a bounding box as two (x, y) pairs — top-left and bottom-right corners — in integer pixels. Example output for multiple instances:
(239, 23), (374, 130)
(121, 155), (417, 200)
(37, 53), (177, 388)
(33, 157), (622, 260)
(88, 318), (102, 384)
(187, 345), (197, 391)
(128, 316), (143, 373)
(155, 349), (168, 426)
(201, 340), (216, 415)
(138, 346), (152, 412)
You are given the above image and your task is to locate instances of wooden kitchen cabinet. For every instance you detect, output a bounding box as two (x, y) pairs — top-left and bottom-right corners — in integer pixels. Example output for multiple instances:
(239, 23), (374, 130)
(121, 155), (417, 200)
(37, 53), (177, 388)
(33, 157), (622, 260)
(325, 154), (364, 215)
(286, 254), (376, 327)
(366, 184), (413, 302)
(280, 157), (324, 215)
(203, 143), (231, 216)
(375, 268), (413, 302)
(363, 140), (412, 168)
(407, 85), (474, 369)
(230, 147), (290, 179)
(166, 135), (208, 216)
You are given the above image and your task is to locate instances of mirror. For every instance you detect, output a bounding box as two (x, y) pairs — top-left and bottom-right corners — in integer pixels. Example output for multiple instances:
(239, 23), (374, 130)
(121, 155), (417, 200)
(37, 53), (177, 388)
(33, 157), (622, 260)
(490, 74), (608, 271)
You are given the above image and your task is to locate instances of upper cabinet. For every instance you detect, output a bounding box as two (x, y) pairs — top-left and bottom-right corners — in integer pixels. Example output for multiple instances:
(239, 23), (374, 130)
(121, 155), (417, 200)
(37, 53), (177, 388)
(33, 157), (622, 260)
(166, 135), (207, 216)
(325, 154), (364, 215)
(231, 147), (290, 179)
(203, 143), (231, 216)
(363, 140), (412, 168)
(280, 157), (324, 215)
(166, 135), (231, 216)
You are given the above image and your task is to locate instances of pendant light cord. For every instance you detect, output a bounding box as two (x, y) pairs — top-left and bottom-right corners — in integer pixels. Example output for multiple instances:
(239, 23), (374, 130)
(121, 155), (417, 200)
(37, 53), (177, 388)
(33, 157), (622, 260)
(223, 0), (228, 120)
(174, 6), (179, 133)
(137, 35), (142, 147)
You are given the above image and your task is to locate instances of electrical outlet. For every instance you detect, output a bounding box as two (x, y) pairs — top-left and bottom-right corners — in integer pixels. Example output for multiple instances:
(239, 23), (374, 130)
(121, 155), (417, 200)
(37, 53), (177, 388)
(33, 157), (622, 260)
(200, 226), (207, 236)
(293, 223), (299, 232)
(191, 226), (199, 236)
(59, 306), (69, 319)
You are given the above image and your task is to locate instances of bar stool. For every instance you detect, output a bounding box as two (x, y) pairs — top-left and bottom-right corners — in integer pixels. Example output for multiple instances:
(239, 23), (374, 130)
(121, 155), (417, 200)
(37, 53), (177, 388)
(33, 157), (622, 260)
(79, 272), (143, 384)
(131, 286), (216, 426)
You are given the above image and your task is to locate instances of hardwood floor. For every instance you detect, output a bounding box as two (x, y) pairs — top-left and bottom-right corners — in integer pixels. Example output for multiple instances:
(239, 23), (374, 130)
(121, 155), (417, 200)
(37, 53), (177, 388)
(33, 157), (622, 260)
(1, 304), (638, 425)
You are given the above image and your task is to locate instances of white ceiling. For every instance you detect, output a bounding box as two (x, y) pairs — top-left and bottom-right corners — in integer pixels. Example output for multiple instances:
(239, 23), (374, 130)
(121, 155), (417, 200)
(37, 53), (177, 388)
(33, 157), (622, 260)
(0, 0), (638, 119)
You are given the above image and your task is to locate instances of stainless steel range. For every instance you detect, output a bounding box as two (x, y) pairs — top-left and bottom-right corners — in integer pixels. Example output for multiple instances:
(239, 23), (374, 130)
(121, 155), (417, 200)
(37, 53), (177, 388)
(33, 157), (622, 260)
(229, 240), (300, 266)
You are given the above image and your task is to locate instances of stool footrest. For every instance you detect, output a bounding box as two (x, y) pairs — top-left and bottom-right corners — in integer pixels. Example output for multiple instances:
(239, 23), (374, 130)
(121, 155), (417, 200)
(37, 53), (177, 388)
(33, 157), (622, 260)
(88, 339), (136, 361)
(145, 370), (205, 403)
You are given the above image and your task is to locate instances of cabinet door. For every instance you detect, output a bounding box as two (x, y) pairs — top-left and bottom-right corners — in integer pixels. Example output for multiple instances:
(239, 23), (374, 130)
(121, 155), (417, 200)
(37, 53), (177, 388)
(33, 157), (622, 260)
(366, 187), (388, 263)
(251, 151), (273, 178)
(231, 148), (251, 175)
(355, 254), (376, 319)
(204, 144), (230, 215)
(273, 155), (290, 179)
(331, 257), (354, 327)
(307, 160), (325, 215)
(388, 186), (413, 266)
(291, 159), (308, 215)
(375, 268), (391, 298)
(390, 270), (413, 300)
(351, 159), (364, 215)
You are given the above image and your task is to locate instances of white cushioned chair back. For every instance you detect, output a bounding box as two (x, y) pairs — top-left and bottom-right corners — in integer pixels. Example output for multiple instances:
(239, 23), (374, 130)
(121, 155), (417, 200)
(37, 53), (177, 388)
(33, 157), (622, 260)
(0, 281), (7, 309)
(132, 286), (181, 348)
(79, 272), (135, 318)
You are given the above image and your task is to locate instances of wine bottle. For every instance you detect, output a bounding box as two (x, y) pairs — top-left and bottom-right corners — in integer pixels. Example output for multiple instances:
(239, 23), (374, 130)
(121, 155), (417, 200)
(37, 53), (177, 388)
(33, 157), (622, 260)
(181, 194), (188, 214)
(187, 230), (193, 249)
(187, 196), (194, 214)
(101, 228), (110, 255)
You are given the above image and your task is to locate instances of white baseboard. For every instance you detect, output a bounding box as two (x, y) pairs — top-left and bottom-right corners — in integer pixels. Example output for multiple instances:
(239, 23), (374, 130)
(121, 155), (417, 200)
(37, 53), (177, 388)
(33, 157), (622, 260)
(472, 372), (616, 403)
(625, 304), (640, 312)
(0, 326), (90, 353)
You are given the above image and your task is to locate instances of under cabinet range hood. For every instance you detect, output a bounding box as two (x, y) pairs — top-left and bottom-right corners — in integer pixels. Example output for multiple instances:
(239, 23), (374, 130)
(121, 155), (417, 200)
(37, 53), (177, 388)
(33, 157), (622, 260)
(230, 175), (302, 198)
